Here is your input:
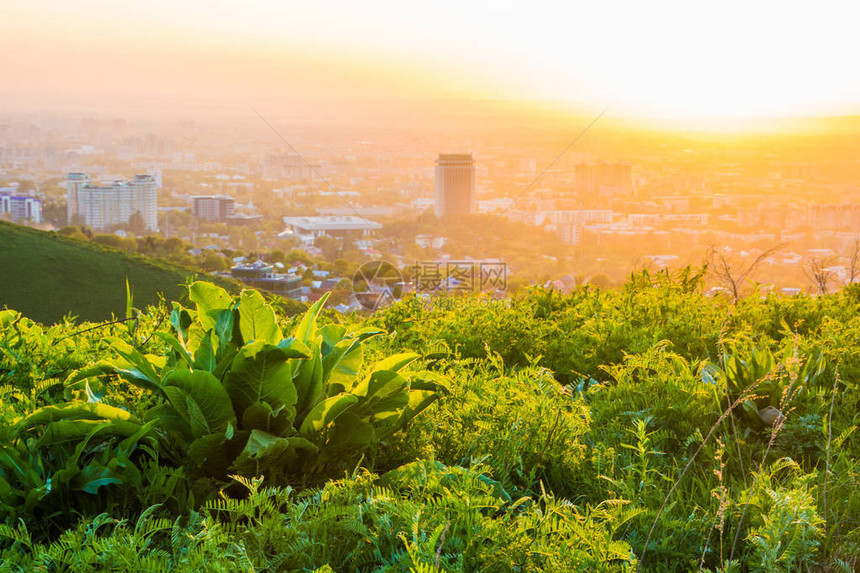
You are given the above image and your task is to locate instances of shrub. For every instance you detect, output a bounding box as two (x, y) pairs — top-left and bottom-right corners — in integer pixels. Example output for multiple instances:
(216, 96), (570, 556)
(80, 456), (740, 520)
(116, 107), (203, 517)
(2, 282), (446, 527)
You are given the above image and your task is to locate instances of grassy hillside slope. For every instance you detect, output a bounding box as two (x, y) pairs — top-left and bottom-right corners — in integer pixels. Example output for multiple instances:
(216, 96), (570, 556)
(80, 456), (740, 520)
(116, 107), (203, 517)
(0, 222), (234, 324)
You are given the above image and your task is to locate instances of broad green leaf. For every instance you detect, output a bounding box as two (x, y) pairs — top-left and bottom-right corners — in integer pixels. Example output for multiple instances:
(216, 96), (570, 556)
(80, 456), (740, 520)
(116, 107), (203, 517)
(63, 362), (117, 387)
(239, 290), (282, 345)
(192, 331), (216, 372)
(189, 433), (227, 468)
(348, 327), (384, 343)
(293, 350), (323, 418)
(162, 370), (236, 439)
(299, 393), (358, 437)
(326, 412), (375, 450)
(232, 430), (318, 475)
(161, 387), (193, 429)
(213, 308), (237, 354)
(294, 293), (329, 344)
(170, 302), (193, 343)
(189, 282), (232, 330)
(322, 338), (360, 393)
(372, 353), (420, 373)
(353, 370), (410, 415)
(0, 449), (28, 481)
(20, 403), (140, 432)
(34, 419), (143, 448)
(186, 393), (211, 438)
(378, 459), (446, 488)
(379, 460), (511, 502)
(241, 402), (295, 435)
(0, 309), (19, 328)
(325, 340), (364, 394)
(154, 332), (192, 366)
(276, 337), (312, 359)
(225, 341), (298, 414)
(109, 339), (162, 390)
(72, 463), (121, 494)
(212, 347), (239, 381)
(386, 390), (440, 439)
(188, 432), (246, 475)
(112, 368), (163, 394)
(742, 400), (764, 425)
(320, 324), (347, 356)
(84, 381), (101, 403)
(407, 371), (450, 394)
(0, 475), (12, 498)
(118, 420), (158, 455)
(239, 429), (318, 457)
(66, 419), (133, 466)
(144, 403), (190, 436)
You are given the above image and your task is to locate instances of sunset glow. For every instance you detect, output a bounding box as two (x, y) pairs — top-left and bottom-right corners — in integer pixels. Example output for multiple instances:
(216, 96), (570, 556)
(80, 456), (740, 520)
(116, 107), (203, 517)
(2, 0), (858, 125)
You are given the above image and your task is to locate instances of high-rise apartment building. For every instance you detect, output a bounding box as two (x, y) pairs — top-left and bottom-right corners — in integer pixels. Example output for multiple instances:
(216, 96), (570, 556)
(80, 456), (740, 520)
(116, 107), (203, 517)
(66, 172), (90, 223)
(575, 161), (633, 197)
(434, 153), (475, 218)
(66, 173), (158, 231)
(192, 195), (235, 222)
(262, 154), (319, 180)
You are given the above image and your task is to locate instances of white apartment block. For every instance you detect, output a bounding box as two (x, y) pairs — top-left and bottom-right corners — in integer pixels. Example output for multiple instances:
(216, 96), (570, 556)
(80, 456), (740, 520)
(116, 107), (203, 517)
(66, 173), (158, 231)
(554, 210), (613, 244)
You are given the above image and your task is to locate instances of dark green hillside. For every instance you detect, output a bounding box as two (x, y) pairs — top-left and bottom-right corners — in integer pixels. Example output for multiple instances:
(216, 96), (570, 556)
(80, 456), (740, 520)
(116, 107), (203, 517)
(0, 222), (234, 324)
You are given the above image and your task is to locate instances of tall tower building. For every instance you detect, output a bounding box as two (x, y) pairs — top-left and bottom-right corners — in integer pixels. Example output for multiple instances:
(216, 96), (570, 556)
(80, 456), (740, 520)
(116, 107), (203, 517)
(66, 172), (91, 223)
(434, 153), (475, 218)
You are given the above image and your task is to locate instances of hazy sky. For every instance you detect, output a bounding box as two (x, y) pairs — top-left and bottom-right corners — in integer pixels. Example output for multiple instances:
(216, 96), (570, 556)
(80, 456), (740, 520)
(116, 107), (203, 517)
(2, 1), (859, 121)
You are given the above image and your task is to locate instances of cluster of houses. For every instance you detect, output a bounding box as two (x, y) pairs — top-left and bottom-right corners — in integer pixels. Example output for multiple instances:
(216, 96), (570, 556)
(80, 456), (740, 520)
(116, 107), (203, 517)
(227, 257), (359, 312)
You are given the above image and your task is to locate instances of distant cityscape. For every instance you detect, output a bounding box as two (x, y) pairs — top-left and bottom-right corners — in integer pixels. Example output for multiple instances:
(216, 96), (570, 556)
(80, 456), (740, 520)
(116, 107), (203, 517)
(2, 111), (860, 304)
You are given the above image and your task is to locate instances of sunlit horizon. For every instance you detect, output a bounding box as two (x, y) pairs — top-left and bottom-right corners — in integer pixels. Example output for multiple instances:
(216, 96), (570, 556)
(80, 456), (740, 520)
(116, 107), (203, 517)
(2, 0), (858, 130)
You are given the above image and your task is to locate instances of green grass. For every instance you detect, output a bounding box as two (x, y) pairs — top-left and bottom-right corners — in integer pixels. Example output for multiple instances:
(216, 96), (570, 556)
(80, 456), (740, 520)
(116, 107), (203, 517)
(0, 222), (235, 324)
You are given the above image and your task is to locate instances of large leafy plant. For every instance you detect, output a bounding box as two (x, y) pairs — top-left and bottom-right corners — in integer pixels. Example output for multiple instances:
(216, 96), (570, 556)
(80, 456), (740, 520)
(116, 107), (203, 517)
(17, 282), (445, 486)
(703, 345), (826, 430)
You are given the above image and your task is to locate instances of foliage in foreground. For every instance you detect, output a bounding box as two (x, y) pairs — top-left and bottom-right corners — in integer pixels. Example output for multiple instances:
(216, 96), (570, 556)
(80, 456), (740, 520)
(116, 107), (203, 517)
(0, 466), (637, 572)
(0, 270), (859, 571)
(1, 283), (444, 532)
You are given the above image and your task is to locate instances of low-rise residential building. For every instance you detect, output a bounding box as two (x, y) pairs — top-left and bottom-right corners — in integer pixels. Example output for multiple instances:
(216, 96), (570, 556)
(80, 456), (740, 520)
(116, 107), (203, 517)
(230, 260), (302, 299)
(415, 234), (447, 249)
(0, 188), (41, 223)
